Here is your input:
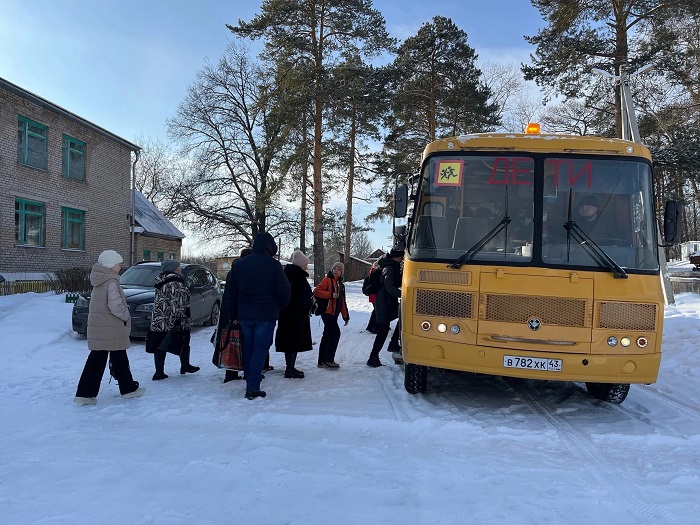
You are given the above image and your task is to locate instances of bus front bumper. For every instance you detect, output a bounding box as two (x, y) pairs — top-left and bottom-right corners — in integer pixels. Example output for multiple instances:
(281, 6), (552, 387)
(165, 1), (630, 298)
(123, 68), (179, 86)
(402, 333), (661, 384)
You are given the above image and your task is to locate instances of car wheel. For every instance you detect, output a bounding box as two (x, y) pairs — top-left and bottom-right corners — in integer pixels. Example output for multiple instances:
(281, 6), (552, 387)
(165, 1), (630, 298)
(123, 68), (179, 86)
(206, 301), (220, 327)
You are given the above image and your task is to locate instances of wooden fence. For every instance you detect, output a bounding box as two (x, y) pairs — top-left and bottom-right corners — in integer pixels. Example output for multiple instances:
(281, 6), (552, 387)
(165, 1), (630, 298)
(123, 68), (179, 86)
(0, 280), (54, 296)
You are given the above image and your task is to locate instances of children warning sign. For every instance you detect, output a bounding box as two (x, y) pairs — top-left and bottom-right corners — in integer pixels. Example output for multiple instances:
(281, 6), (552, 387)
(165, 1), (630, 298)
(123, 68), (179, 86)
(435, 160), (463, 187)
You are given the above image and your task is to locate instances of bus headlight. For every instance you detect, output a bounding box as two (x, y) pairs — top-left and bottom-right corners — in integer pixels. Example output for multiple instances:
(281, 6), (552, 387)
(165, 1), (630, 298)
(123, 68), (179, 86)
(620, 337), (631, 347)
(420, 321), (431, 331)
(636, 337), (648, 348)
(437, 323), (447, 333)
(450, 324), (460, 334)
(607, 336), (618, 347)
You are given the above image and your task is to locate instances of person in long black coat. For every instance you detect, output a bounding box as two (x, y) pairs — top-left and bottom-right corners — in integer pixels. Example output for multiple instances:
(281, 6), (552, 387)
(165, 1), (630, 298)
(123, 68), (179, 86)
(212, 247), (251, 383)
(274, 251), (313, 378)
(366, 249), (404, 367)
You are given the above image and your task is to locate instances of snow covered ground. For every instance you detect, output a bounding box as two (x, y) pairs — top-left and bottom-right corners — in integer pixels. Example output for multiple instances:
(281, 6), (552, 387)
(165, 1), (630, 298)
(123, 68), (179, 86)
(1, 281), (699, 525)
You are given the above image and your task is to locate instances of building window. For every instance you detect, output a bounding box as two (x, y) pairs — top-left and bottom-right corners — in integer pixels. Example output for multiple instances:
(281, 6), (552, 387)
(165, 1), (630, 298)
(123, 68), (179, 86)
(61, 207), (85, 250)
(143, 250), (151, 261)
(15, 198), (45, 246)
(169, 253), (176, 260)
(17, 116), (47, 169)
(157, 252), (164, 262)
(62, 135), (86, 181)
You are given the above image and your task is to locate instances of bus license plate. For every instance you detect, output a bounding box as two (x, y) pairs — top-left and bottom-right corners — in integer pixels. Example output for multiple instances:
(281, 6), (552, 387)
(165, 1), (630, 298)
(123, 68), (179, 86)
(503, 355), (562, 372)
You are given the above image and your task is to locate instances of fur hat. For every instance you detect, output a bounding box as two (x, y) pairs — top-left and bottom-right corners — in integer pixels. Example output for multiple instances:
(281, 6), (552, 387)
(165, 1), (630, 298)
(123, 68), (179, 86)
(161, 259), (180, 273)
(388, 248), (405, 258)
(291, 250), (309, 267)
(331, 262), (344, 273)
(97, 249), (123, 268)
(579, 195), (599, 208)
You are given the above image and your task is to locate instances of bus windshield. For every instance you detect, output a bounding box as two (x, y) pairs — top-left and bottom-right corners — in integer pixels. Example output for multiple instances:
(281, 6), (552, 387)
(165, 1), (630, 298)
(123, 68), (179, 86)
(408, 154), (658, 272)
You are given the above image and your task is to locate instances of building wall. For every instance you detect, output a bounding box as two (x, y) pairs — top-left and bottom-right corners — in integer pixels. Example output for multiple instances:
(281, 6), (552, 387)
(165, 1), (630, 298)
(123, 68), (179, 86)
(0, 86), (133, 274)
(135, 234), (182, 263)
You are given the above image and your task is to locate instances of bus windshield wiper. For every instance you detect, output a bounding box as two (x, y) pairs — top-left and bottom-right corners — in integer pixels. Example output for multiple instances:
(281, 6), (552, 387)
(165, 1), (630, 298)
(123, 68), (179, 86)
(564, 221), (627, 278)
(449, 216), (511, 269)
(563, 190), (627, 279)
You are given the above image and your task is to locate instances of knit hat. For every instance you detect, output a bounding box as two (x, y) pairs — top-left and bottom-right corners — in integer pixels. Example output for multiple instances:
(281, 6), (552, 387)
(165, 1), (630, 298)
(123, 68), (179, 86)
(579, 195), (599, 208)
(161, 259), (180, 273)
(97, 249), (123, 268)
(291, 250), (309, 267)
(331, 262), (344, 273)
(388, 248), (405, 258)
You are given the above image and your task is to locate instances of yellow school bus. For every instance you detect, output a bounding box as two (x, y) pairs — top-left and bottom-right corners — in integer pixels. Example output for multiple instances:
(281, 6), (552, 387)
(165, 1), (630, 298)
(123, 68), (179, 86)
(393, 131), (681, 404)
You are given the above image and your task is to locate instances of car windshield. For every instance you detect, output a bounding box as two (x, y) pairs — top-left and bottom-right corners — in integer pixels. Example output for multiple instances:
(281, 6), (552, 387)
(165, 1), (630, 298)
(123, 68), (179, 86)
(120, 265), (161, 287)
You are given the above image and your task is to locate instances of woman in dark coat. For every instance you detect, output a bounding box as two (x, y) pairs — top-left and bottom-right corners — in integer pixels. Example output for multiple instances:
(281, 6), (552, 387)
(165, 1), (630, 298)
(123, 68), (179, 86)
(367, 249), (404, 367)
(275, 250), (313, 378)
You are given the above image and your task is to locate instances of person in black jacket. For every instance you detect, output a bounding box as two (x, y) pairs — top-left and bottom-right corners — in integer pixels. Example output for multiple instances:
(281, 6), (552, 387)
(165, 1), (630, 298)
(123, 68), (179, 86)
(213, 247), (251, 383)
(227, 232), (291, 399)
(275, 250), (313, 379)
(366, 249), (404, 367)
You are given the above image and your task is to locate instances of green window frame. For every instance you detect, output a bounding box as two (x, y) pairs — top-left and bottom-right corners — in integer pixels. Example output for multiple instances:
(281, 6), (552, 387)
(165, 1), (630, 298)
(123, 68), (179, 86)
(61, 207), (85, 250)
(62, 135), (86, 181)
(17, 116), (47, 169)
(143, 250), (151, 262)
(157, 252), (164, 262)
(15, 198), (45, 246)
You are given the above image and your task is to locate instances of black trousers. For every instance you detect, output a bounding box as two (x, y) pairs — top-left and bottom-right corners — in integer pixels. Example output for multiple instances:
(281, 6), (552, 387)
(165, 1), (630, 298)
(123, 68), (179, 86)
(318, 313), (341, 364)
(369, 319), (401, 359)
(366, 307), (377, 332)
(76, 350), (137, 397)
(285, 351), (298, 370)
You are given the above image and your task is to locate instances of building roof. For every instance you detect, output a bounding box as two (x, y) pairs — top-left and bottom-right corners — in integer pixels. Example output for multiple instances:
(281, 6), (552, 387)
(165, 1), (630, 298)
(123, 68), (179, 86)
(134, 191), (185, 239)
(0, 76), (140, 152)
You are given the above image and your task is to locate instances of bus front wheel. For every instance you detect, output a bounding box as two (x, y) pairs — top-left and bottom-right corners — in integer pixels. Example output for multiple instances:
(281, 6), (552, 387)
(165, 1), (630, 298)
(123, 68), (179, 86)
(404, 363), (427, 394)
(585, 382), (630, 404)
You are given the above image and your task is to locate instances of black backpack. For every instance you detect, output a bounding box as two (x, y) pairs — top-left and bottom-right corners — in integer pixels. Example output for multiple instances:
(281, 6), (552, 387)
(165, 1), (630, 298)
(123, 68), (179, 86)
(362, 268), (382, 296)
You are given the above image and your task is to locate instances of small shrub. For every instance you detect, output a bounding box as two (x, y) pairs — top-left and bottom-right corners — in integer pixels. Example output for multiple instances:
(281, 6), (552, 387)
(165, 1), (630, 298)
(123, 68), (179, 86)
(45, 267), (91, 295)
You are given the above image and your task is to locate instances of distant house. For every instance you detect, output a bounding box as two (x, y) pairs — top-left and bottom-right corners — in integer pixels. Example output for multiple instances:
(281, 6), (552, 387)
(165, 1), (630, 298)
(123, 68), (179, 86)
(366, 248), (386, 263)
(215, 256), (236, 280)
(0, 76), (140, 280)
(337, 252), (372, 282)
(133, 191), (184, 263)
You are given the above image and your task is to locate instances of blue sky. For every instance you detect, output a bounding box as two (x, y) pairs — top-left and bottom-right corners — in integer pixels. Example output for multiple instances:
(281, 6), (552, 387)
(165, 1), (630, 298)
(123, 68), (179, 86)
(1, 0), (545, 253)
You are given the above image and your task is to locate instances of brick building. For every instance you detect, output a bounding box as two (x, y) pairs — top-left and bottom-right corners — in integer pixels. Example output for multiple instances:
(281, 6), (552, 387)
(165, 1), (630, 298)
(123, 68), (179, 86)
(0, 76), (140, 279)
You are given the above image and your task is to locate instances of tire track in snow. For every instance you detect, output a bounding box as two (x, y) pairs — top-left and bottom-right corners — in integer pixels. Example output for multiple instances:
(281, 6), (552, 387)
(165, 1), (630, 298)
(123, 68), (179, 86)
(636, 385), (700, 421)
(506, 378), (678, 525)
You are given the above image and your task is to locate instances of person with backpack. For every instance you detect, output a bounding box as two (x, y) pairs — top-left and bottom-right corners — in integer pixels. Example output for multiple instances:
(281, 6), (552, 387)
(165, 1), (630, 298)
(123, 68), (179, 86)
(363, 261), (380, 333)
(366, 248), (404, 368)
(313, 262), (350, 369)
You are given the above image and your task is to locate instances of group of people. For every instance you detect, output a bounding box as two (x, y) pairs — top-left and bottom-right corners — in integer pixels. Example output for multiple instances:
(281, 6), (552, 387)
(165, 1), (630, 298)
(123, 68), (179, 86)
(74, 233), (405, 404)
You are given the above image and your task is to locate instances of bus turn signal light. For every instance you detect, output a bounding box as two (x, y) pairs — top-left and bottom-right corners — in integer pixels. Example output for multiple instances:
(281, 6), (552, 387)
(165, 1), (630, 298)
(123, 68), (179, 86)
(525, 122), (541, 134)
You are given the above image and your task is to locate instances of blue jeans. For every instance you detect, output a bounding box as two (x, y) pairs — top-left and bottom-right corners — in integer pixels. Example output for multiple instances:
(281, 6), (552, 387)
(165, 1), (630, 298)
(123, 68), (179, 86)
(239, 320), (276, 392)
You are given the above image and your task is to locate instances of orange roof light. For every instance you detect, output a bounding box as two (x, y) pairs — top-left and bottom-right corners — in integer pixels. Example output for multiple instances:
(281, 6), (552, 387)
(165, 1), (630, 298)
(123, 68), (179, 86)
(525, 122), (541, 134)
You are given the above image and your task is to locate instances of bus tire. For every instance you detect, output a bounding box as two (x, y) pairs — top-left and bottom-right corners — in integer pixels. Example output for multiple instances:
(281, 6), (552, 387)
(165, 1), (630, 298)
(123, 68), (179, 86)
(585, 382), (630, 404)
(404, 364), (427, 394)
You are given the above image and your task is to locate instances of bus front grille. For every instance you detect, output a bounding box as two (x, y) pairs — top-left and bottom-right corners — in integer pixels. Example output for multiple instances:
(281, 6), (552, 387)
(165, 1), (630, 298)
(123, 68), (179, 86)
(415, 289), (475, 319)
(417, 270), (471, 285)
(483, 294), (590, 327)
(597, 302), (657, 331)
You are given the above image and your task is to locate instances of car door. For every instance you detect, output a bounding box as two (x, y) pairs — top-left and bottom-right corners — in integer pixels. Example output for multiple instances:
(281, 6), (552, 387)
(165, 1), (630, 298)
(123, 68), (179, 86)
(201, 268), (219, 322)
(185, 267), (206, 324)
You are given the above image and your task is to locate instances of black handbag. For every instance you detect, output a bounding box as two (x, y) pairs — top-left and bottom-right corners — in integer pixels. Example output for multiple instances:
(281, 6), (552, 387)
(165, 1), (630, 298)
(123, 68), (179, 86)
(158, 330), (184, 355)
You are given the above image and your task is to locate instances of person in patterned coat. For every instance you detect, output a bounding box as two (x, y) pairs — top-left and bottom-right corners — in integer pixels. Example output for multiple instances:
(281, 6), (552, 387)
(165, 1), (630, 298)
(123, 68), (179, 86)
(146, 260), (199, 380)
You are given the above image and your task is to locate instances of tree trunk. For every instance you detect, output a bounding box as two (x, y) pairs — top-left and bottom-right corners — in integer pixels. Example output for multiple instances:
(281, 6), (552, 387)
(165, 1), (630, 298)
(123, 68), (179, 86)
(312, 91), (325, 284)
(299, 111), (309, 254)
(344, 103), (357, 270)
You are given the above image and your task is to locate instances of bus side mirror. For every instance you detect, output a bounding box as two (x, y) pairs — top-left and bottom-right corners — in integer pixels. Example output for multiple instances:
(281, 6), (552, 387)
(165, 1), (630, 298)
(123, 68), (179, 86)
(394, 184), (408, 218)
(663, 200), (682, 245)
(393, 224), (406, 250)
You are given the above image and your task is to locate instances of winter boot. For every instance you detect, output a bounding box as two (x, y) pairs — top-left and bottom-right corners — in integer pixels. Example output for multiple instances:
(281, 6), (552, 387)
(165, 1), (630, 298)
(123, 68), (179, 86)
(179, 345), (200, 375)
(223, 370), (241, 383)
(244, 390), (267, 400)
(284, 368), (305, 379)
(366, 356), (383, 368)
(153, 351), (168, 380)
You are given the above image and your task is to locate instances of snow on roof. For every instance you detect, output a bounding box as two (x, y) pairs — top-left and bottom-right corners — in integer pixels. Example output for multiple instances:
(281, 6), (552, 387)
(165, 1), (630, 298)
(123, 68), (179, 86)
(133, 191), (185, 239)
